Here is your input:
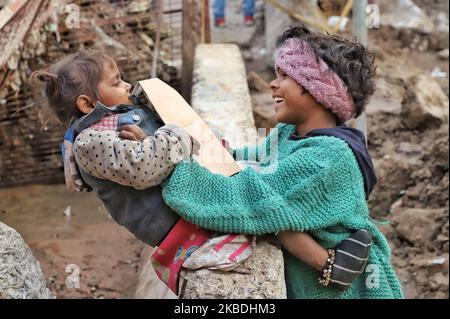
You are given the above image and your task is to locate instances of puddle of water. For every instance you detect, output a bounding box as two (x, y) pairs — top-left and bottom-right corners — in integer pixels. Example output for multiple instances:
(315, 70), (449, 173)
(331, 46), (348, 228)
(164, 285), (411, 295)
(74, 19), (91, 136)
(0, 184), (108, 242)
(0, 184), (144, 298)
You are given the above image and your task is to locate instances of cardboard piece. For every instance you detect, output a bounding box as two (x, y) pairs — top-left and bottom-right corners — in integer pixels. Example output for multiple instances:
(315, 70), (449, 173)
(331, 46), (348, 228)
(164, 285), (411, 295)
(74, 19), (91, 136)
(136, 78), (241, 177)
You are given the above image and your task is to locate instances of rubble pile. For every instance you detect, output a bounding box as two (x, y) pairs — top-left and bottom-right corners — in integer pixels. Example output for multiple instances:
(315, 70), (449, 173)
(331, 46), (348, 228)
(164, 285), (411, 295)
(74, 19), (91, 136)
(248, 0), (449, 299)
(368, 90), (448, 298)
(364, 2), (448, 298)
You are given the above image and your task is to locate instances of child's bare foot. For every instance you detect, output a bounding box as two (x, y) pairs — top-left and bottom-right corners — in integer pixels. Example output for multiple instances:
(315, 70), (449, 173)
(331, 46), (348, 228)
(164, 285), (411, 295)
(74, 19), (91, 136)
(319, 229), (372, 291)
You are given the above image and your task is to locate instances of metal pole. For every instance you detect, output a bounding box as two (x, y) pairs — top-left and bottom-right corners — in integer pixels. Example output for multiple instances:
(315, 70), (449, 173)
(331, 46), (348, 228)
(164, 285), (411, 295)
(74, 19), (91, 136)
(352, 0), (367, 137)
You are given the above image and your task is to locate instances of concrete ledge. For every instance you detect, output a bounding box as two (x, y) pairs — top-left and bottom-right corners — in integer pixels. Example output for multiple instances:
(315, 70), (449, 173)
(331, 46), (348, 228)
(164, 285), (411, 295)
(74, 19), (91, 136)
(191, 43), (257, 148)
(179, 239), (286, 299)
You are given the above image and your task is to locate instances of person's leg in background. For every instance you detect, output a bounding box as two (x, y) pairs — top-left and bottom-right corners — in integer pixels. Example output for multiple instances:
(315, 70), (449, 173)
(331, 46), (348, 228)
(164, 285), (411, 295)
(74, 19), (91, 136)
(243, 0), (255, 26)
(213, 0), (226, 27)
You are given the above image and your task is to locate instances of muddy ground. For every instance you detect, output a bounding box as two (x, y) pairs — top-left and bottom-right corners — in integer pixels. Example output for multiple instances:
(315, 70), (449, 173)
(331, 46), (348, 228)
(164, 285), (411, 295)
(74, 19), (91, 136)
(0, 185), (144, 298)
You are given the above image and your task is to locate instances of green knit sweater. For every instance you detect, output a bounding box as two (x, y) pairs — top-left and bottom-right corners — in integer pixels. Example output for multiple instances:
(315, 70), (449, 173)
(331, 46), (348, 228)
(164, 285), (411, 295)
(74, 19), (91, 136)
(162, 123), (404, 299)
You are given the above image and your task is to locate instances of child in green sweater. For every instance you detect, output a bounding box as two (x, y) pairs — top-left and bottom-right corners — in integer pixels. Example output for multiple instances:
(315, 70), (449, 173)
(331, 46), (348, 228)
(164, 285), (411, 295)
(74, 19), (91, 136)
(162, 25), (404, 298)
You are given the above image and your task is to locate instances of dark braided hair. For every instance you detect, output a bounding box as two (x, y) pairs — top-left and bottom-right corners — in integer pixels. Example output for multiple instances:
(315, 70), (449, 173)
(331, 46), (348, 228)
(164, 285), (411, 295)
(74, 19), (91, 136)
(276, 25), (377, 118)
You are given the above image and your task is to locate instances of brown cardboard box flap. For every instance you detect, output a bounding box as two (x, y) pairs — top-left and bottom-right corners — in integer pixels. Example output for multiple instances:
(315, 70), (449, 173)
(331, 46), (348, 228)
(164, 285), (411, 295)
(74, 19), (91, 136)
(138, 78), (241, 176)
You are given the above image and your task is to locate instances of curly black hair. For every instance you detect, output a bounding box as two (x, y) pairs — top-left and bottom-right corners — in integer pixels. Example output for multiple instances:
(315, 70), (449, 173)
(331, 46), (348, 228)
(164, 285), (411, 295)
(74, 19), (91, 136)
(276, 25), (377, 119)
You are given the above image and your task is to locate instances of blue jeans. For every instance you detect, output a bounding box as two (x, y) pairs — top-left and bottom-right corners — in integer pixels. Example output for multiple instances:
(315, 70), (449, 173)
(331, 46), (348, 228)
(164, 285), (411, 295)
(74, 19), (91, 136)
(213, 0), (255, 19)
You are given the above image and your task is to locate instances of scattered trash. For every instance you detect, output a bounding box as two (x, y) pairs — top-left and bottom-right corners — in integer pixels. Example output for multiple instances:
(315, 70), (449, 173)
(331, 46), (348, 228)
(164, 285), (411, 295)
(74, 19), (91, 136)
(63, 206), (72, 217)
(327, 16), (349, 31)
(431, 67), (448, 78)
(428, 257), (446, 266)
(380, 0), (434, 33)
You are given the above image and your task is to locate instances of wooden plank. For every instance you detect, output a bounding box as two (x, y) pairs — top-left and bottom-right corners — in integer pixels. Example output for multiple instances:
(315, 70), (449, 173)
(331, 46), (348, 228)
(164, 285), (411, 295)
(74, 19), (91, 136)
(0, 0), (45, 68)
(203, 0), (211, 43)
(0, 0), (28, 30)
(181, 0), (201, 103)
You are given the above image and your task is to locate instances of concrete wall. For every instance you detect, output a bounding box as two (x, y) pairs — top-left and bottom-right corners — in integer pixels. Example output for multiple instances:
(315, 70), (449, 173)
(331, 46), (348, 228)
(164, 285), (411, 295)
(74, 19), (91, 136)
(191, 43), (258, 148)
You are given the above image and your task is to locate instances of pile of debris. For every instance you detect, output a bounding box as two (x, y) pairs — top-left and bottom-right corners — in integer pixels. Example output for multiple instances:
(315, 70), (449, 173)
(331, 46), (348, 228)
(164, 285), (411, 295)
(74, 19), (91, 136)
(247, 0), (449, 299)
(364, 2), (449, 298)
(0, 0), (182, 187)
(367, 74), (449, 298)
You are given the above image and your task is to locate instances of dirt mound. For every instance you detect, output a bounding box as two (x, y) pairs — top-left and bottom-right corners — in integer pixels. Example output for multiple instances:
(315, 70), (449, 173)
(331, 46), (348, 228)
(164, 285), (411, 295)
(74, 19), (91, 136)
(368, 116), (448, 214)
(368, 111), (448, 298)
(365, 2), (449, 297)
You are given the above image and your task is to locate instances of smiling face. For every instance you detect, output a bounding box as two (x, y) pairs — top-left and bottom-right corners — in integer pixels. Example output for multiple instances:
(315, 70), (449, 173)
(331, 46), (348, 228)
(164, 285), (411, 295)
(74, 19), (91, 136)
(270, 67), (314, 125)
(97, 61), (132, 107)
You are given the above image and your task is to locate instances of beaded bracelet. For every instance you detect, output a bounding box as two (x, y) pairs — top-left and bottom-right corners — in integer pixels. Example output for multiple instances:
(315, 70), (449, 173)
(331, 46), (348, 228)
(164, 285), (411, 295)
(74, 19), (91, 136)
(318, 249), (336, 287)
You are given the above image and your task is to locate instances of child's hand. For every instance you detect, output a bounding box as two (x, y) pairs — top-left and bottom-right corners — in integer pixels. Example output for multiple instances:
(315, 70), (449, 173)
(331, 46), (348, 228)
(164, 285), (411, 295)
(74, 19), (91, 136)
(119, 124), (147, 142)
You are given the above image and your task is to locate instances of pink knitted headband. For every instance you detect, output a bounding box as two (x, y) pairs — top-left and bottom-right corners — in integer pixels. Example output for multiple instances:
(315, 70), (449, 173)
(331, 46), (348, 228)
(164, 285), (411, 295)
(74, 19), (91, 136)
(275, 38), (355, 122)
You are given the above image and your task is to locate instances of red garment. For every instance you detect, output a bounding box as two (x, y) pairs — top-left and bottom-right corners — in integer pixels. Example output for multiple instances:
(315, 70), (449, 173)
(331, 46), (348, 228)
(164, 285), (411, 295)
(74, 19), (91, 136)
(90, 114), (119, 131)
(150, 219), (212, 294)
